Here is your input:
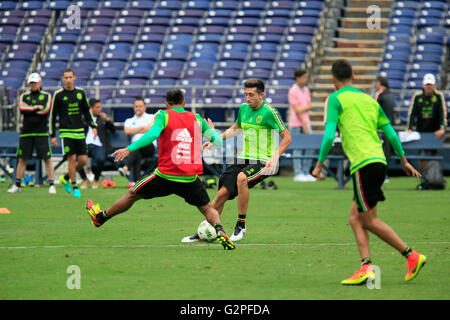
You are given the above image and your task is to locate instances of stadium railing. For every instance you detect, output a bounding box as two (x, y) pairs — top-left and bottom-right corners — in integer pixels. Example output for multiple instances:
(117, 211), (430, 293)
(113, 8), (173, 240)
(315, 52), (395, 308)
(4, 85), (449, 132)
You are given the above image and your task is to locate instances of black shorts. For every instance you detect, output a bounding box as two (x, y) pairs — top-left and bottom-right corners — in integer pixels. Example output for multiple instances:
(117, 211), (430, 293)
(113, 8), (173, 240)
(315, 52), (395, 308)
(130, 172), (210, 207)
(62, 138), (88, 156)
(17, 135), (52, 160)
(352, 162), (387, 213)
(219, 159), (267, 200)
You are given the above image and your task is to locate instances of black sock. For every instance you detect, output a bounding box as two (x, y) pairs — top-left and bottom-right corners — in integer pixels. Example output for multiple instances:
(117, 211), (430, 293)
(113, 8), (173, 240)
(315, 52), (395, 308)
(361, 258), (372, 266)
(49, 180), (54, 186)
(214, 223), (224, 233)
(96, 210), (110, 224)
(72, 182), (78, 190)
(78, 169), (88, 180)
(64, 174), (70, 181)
(15, 179), (22, 187)
(402, 247), (412, 258)
(236, 214), (246, 228)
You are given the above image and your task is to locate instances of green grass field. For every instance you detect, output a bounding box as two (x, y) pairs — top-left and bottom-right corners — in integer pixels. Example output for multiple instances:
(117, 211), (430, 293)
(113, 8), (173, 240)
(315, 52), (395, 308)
(1, 176), (449, 300)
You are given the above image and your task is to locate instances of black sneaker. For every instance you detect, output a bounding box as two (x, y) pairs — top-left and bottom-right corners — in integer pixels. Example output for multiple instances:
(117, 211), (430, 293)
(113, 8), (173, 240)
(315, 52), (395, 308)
(181, 233), (201, 243)
(230, 225), (246, 241)
(267, 180), (278, 190)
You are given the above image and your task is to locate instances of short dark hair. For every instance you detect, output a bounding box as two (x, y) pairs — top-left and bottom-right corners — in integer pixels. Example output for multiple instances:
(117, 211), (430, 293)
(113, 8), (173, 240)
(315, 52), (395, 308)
(89, 98), (100, 107)
(62, 68), (75, 76)
(376, 76), (389, 89)
(134, 97), (145, 104)
(331, 59), (353, 81)
(294, 68), (306, 79)
(165, 89), (184, 106)
(243, 78), (265, 93)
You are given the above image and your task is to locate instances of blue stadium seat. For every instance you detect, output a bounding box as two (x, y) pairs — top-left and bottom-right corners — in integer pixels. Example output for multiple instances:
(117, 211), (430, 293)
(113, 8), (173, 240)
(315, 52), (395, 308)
(76, 1), (101, 10)
(422, 1), (447, 11)
(46, 1), (72, 10)
(0, 1), (17, 10)
(20, 1), (45, 10)
(101, 0), (129, 10)
(129, 1), (155, 10)
(417, 17), (442, 29)
(416, 32), (445, 45)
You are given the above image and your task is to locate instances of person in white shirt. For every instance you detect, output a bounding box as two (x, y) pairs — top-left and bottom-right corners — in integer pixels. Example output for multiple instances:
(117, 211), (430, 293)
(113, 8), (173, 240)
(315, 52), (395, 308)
(80, 98), (116, 189)
(121, 98), (156, 187)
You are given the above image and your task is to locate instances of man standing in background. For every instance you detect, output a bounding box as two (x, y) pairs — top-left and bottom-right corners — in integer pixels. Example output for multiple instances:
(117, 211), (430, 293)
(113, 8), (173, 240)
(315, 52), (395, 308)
(8, 73), (56, 194)
(288, 68), (315, 182)
(375, 76), (396, 180)
(79, 98), (117, 189)
(50, 68), (97, 198)
(407, 73), (447, 167)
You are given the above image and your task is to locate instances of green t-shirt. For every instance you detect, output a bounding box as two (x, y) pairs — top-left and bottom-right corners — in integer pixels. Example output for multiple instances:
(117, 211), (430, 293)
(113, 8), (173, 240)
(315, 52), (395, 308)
(127, 107), (222, 183)
(235, 101), (287, 161)
(321, 86), (391, 174)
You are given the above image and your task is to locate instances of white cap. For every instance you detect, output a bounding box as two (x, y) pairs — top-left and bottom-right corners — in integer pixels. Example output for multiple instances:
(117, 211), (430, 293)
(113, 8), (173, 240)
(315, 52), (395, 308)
(422, 73), (436, 85)
(27, 73), (41, 83)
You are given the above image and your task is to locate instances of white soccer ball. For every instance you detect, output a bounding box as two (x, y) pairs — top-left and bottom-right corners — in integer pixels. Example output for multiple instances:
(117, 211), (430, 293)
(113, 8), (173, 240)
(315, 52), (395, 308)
(197, 220), (217, 242)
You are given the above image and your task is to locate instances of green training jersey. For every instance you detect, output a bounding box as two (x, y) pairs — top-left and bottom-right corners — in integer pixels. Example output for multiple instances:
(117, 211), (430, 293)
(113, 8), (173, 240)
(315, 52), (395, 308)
(236, 101), (287, 161)
(324, 86), (390, 173)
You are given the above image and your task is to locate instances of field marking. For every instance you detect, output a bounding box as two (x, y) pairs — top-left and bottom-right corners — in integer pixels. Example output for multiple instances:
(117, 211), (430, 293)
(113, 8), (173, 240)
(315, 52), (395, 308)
(0, 241), (449, 250)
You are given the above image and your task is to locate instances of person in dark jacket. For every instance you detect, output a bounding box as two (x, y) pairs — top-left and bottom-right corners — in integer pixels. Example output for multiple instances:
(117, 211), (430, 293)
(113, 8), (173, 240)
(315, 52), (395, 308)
(407, 73), (447, 172)
(375, 76), (396, 168)
(8, 73), (56, 194)
(50, 68), (97, 197)
(80, 98), (117, 189)
(375, 76), (395, 124)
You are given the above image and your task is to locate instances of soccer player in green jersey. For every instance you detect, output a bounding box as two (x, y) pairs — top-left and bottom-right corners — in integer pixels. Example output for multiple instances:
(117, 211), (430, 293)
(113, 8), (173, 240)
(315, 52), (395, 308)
(182, 78), (292, 242)
(312, 60), (427, 285)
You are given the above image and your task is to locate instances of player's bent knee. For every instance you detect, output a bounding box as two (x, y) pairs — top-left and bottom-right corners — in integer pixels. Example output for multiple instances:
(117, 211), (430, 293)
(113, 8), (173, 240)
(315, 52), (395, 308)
(126, 190), (141, 202)
(236, 172), (248, 187)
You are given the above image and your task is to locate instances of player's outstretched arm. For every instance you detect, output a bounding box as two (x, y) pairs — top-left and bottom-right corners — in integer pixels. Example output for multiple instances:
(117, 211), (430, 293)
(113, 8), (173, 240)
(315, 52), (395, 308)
(201, 117), (223, 149)
(400, 156), (422, 178)
(203, 122), (241, 150)
(112, 147), (130, 162)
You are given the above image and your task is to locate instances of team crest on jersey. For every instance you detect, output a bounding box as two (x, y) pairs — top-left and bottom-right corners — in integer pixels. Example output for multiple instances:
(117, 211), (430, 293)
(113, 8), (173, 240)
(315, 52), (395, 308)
(39, 94), (44, 100)
(77, 93), (83, 100)
(256, 115), (262, 123)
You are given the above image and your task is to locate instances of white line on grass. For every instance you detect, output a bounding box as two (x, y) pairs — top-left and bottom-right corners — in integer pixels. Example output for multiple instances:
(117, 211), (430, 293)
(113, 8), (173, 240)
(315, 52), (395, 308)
(0, 241), (449, 250)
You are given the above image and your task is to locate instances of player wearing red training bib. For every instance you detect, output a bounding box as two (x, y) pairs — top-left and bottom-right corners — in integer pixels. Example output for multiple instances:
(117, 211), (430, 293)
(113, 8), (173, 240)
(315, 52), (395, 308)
(85, 89), (235, 250)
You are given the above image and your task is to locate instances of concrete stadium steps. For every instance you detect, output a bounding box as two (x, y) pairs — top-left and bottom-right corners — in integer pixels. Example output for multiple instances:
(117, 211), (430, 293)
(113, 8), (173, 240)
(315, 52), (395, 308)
(336, 27), (387, 40)
(342, 7), (392, 19)
(339, 17), (390, 29)
(323, 47), (385, 58)
(332, 38), (385, 49)
(308, 0), (395, 132)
